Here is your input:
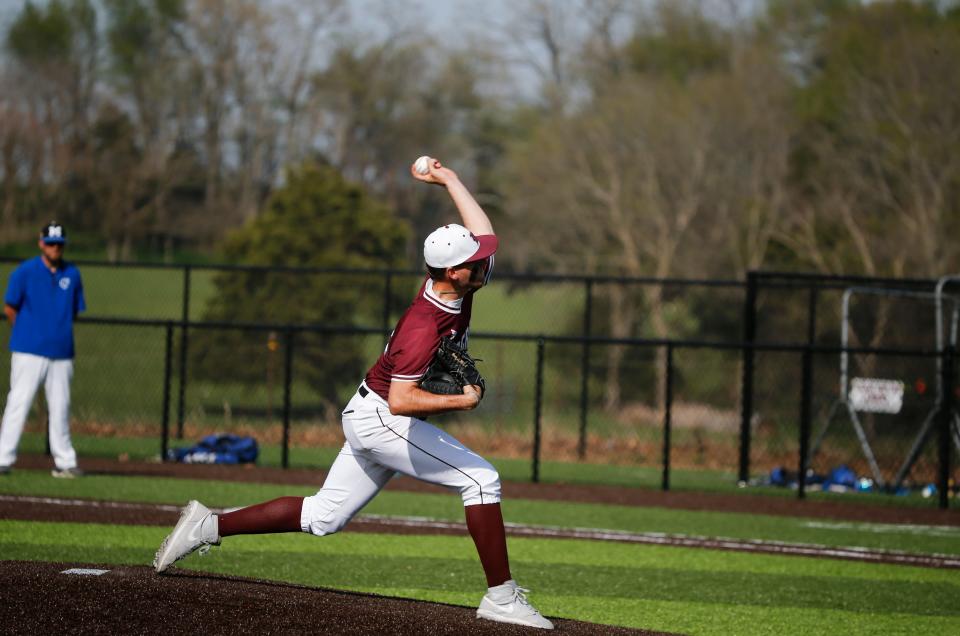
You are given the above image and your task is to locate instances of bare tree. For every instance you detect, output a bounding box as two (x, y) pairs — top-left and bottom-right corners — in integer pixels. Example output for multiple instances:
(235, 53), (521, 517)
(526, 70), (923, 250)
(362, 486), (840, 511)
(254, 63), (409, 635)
(503, 17), (793, 407)
(705, 42), (793, 278)
(781, 28), (960, 278)
(268, 1), (347, 172)
(478, 0), (637, 112)
(180, 0), (245, 215)
(175, 0), (357, 226)
(0, 81), (46, 242)
(2, 0), (104, 244)
(101, 0), (196, 258)
(504, 78), (714, 408)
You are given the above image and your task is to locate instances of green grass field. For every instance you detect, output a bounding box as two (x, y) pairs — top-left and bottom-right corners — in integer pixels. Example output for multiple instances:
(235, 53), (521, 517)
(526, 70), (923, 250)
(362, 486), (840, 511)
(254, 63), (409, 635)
(1, 467), (958, 635)
(1, 259), (958, 633)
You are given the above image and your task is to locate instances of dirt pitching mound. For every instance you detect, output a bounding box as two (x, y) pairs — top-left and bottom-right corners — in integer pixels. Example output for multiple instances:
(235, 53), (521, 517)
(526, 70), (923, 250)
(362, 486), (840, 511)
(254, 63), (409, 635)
(0, 560), (672, 635)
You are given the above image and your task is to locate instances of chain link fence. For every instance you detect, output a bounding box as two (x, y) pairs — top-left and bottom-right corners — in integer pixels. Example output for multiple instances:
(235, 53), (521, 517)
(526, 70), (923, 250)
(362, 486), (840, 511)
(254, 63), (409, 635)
(0, 258), (955, 507)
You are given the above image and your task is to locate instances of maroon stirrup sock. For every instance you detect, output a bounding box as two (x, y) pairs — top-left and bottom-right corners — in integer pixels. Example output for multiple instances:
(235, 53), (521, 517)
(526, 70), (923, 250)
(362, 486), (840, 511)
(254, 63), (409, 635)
(218, 496), (304, 537)
(465, 502), (512, 587)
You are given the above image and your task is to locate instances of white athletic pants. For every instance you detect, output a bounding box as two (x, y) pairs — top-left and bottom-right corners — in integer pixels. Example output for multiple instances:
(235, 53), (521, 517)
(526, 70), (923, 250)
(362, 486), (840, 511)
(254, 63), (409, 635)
(0, 352), (77, 470)
(300, 382), (501, 536)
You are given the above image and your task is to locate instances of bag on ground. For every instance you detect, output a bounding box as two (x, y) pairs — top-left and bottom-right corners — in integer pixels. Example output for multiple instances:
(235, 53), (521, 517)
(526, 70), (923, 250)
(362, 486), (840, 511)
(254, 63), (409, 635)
(168, 434), (259, 465)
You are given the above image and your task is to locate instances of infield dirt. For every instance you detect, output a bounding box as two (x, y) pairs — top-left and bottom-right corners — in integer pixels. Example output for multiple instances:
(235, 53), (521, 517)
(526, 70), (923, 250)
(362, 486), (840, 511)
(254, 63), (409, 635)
(0, 560), (674, 635)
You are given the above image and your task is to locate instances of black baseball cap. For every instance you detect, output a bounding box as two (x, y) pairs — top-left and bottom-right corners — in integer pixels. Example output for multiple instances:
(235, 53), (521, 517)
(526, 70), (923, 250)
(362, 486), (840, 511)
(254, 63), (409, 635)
(41, 221), (66, 244)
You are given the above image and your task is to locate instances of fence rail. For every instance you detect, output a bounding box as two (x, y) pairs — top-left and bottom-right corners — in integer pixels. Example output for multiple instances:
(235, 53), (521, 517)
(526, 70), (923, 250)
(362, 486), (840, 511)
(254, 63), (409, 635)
(0, 258), (954, 508)
(53, 314), (959, 509)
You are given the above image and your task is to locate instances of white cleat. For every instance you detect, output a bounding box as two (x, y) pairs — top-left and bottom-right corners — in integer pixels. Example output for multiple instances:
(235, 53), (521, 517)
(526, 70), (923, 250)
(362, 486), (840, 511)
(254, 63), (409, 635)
(153, 500), (220, 573)
(477, 579), (554, 630)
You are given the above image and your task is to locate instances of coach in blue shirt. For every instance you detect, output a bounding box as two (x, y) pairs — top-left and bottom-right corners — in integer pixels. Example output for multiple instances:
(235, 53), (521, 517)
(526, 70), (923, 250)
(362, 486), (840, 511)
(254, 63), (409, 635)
(0, 222), (86, 477)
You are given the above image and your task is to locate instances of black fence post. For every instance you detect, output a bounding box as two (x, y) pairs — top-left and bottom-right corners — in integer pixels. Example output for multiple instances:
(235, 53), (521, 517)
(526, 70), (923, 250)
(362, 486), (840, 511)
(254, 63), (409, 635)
(739, 271), (758, 484)
(938, 345), (954, 510)
(161, 321), (174, 462)
(798, 346), (814, 500)
(282, 329), (295, 470)
(176, 265), (191, 439)
(382, 271), (393, 337)
(662, 343), (674, 492)
(578, 279), (593, 460)
(532, 338), (545, 483)
(798, 285), (818, 499)
(807, 286), (818, 345)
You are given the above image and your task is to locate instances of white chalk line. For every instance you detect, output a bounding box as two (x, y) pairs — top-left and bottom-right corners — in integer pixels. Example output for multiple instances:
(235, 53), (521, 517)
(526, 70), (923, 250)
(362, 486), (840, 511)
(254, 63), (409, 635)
(3, 494), (959, 569)
(355, 514), (960, 568)
(802, 520), (960, 538)
(0, 494), (184, 513)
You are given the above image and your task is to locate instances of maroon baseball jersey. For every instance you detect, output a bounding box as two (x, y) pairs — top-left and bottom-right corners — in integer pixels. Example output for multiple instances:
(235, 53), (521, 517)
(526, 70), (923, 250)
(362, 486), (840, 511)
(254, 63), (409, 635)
(363, 256), (493, 400)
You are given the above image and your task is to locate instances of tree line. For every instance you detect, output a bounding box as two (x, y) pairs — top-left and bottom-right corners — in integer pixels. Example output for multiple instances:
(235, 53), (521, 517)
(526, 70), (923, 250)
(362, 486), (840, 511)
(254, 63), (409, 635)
(3, 0), (957, 411)
(2, 0), (957, 278)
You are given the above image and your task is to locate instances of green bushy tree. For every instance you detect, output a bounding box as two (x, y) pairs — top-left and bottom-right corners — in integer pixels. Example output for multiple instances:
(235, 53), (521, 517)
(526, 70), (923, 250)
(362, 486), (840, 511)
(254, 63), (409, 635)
(190, 162), (409, 413)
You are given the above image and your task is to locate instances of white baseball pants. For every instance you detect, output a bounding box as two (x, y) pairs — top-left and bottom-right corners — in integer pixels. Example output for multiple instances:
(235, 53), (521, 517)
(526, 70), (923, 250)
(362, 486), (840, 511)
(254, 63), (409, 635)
(0, 352), (77, 470)
(300, 382), (501, 536)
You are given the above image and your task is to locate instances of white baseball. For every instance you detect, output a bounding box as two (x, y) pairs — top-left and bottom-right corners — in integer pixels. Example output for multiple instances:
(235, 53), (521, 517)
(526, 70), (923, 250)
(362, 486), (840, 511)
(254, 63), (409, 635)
(414, 155), (431, 175)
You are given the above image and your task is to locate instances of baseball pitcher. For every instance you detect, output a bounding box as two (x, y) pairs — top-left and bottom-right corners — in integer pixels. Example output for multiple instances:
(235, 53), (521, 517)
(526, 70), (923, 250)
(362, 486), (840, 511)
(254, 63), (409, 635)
(153, 158), (553, 629)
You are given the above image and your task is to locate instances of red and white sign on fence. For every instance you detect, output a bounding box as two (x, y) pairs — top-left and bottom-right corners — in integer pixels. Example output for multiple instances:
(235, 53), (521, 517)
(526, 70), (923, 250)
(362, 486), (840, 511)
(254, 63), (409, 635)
(849, 378), (905, 414)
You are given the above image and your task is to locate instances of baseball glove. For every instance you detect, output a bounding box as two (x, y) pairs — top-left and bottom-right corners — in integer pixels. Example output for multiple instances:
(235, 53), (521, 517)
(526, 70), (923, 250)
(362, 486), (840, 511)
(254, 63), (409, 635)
(419, 336), (485, 398)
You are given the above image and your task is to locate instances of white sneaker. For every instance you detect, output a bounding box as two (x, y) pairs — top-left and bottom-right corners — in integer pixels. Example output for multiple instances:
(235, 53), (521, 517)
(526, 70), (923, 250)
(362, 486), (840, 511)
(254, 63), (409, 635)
(153, 500), (220, 573)
(477, 579), (554, 629)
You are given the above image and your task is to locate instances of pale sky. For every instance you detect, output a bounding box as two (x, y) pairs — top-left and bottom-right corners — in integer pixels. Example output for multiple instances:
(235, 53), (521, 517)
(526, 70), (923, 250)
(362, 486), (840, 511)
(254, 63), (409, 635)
(0, 0), (612, 103)
(0, 0), (766, 103)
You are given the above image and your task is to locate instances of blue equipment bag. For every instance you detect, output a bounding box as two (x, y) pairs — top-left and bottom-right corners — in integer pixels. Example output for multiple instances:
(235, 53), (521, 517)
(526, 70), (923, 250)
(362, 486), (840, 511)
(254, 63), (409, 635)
(822, 464), (857, 491)
(169, 434), (259, 465)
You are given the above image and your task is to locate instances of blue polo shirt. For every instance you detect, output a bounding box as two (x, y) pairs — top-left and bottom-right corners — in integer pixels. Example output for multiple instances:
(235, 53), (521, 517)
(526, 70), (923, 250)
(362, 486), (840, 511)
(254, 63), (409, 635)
(4, 256), (86, 359)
